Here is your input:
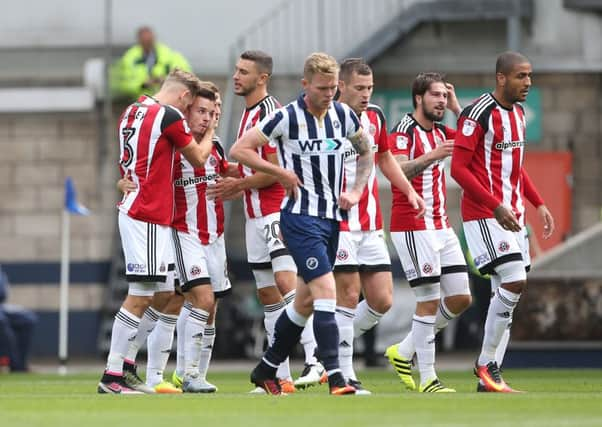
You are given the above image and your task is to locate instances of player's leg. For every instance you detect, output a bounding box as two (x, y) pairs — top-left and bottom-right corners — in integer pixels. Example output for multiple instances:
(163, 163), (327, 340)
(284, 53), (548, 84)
(195, 235), (232, 393)
(465, 219), (526, 392)
(145, 263), (183, 393)
(98, 214), (168, 394)
(333, 231), (361, 385)
(247, 215), (293, 389)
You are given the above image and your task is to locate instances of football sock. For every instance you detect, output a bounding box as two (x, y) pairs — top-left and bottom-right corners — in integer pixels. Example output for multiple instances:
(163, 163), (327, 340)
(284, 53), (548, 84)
(313, 299), (340, 374)
(198, 324), (215, 380)
(145, 312), (177, 387)
(125, 306), (159, 362)
(412, 314), (437, 386)
(175, 301), (192, 377)
(106, 307), (140, 375)
(354, 300), (383, 338)
(335, 306), (356, 380)
(478, 287), (520, 366)
(263, 305), (306, 368)
(184, 307), (209, 375)
(300, 315), (318, 365)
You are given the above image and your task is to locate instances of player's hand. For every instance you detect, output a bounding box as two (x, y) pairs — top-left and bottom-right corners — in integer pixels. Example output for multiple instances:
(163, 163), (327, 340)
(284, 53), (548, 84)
(206, 177), (242, 200)
(279, 169), (302, 200)
(494, 204), (521, 232)
(429, 140), (454, 161)
(338, 189), (362, 210)
(117, 173), (137, 195)
(537, 205), (555, 239)
(445, 82), (461, 115)
(407, 189), (426, 218)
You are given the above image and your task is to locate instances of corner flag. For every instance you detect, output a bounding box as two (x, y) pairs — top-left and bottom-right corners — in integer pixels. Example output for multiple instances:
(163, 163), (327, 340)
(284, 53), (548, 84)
(64, 177), (90, 215)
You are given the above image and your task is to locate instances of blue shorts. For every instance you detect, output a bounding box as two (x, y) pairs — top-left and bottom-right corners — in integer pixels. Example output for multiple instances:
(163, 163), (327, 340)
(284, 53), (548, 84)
(280, 210), (340, 283)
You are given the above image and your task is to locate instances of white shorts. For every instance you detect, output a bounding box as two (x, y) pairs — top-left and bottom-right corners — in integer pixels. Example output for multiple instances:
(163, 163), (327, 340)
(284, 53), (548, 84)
(171, 230), (232, 298)
(334, 230), (391, 272)
(391, 228), (468, 288)
(118, 212), (170, 283)
(246, 212), (297, 274)
(463, 218), (530, 275)
(156, 245), (176, 293)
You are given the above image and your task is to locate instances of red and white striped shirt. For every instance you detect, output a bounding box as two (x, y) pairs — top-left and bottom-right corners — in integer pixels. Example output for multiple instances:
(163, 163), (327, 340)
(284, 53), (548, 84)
(117, 95), (193, 225)
(172, 138), (228, 244)
(454, 93), (527, 224)
(235, 95), (284, 218)
(340, 105), (388, 232)
(389, 113), (454, 231)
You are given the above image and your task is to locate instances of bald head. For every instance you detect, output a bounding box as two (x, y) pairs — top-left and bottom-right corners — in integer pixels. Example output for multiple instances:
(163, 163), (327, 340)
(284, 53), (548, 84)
(496, 51), (530, 75)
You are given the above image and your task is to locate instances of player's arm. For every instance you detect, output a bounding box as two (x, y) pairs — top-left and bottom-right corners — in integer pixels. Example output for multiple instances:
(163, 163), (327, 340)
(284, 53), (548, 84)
(396, 141), (454, 180)
(339, 128), (374, 210)
(378, 150), (425, 217)
(522, 169), (555, 239)
(445, 82), (462, 116)
(451, 119), (520, 231)
(230, 127), (301, 199)
(179, 126), (215, 168)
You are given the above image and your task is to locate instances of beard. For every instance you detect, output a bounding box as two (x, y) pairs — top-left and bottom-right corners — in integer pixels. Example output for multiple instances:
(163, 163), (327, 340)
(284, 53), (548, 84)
(423, 106), (444, 122)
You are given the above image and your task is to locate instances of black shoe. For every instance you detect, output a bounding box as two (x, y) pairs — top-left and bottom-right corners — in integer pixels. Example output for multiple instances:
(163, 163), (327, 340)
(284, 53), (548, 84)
(250, 364), (281, 395)
(97, 372), (143, 394)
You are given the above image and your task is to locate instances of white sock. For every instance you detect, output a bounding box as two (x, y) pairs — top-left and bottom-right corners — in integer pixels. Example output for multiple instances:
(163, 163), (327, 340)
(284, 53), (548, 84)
(495, 326), (511, 367)
(125, 306), (160, 363)
(354, 300), (383, 338)
(106, 308), (140, 374)
(490, 275), (510, 367)
(412, 314), (437, 386)
(145, 312), (177, 387)
(283, 290), (296, 305)
(397, 299), (458, 359)
(478, 287), (520, 366)
(175, 301), (192, 377)
(184, 307), (209, 376)
(198, 324), (215, 380)
(335, 306), (356, 381)
(300, 315), (318, 365)
(264, 300), (291, 380)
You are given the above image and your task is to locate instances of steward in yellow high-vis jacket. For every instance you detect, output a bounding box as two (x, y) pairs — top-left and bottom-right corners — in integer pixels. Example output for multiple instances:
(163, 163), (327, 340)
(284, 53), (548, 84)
(112, 26), (192, 100)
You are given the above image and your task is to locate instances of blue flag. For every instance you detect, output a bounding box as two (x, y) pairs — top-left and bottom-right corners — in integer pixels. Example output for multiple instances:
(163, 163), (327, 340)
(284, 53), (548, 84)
(64, 177), (90, 215)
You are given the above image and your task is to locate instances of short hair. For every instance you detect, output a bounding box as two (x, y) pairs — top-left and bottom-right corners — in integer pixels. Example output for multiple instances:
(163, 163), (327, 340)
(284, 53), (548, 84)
(136, 26), (153, 37)
(197, 81), (217, 101)
(303, 52), (339, 81)
(339, 58), (372, 83)
(240, 50), (273, 75)
(411, 72), (446, 109)
(164, 68), (202, 97)
(200, 80), (220, 96)
(496, 51), (530, 75)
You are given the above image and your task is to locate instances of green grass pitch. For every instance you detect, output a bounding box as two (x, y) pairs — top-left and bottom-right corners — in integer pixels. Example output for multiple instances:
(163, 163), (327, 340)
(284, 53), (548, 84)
(1, 369), (601, 427)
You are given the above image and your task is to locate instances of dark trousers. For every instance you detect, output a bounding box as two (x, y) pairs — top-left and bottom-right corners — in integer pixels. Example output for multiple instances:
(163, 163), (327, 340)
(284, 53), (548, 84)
(0, 306), (37, 372)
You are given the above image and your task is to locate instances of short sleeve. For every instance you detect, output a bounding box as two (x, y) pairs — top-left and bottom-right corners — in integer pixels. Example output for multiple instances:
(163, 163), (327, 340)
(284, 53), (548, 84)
(256, 109), (285, 142)
(388, 131), (412, 157)
(162, 106), (193, 149)
(455, 116), (484, 152)
(345, 106), (362, 138)
(376, 117), (389, 154)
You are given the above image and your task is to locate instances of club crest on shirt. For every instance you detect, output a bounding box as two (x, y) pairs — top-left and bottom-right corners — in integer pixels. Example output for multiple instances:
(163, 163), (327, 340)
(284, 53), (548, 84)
(462, 119), (477, 136)
(183, 119), (191, 134)
(245, 122), (253, 131)
(208, 155), (218, 167)
(369, 124), (376, 135)
(333, 120), (340, 129)
(396, 135), (408, 150)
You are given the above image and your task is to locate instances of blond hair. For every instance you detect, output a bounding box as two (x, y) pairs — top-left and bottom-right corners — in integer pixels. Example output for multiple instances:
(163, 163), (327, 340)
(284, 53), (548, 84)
(303, 52), (339, 81)
(163, 68), (202, 97)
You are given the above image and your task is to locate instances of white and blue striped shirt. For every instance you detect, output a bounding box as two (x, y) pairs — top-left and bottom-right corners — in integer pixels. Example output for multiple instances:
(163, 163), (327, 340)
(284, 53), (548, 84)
(257, 95), (362, 220)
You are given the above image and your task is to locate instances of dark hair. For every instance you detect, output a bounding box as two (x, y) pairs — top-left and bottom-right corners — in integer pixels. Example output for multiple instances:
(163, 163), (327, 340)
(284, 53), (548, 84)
(496, 51), (530, 75)
(240, 50), (273, 75)
(339, 58), (372, 83)
(411, 72), (446, 108)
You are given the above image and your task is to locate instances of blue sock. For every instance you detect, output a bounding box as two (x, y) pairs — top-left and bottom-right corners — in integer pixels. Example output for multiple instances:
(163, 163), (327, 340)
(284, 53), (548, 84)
(263, 309), (304, 367)
(313, 310), (340, 373)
